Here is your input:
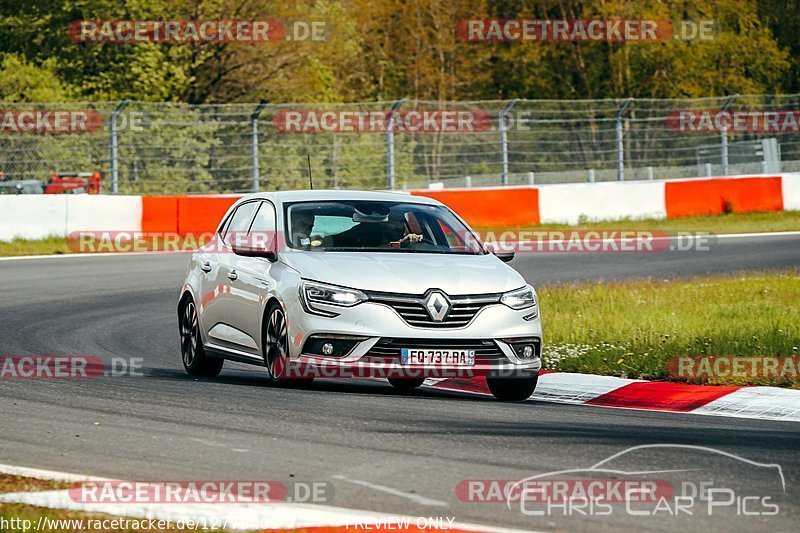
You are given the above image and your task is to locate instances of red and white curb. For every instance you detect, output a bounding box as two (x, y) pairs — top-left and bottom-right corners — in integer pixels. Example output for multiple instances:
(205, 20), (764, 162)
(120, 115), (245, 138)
(425, 372), (800, 422)
(0, 465), (528, 532)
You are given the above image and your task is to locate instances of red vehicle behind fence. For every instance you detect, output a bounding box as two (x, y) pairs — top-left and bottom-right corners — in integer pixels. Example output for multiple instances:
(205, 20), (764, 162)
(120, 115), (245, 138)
(44, 171), (103, 194)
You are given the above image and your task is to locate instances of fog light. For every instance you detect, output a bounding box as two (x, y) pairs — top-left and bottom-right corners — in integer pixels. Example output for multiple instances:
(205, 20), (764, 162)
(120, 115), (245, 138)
(522, 345), (534, 358)
(501, 337), (542, 360)
(302, 335), (368, 357)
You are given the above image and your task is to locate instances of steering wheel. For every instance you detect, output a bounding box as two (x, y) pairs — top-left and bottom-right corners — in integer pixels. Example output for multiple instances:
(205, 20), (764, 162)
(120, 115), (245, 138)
(401, 235), (435, 248)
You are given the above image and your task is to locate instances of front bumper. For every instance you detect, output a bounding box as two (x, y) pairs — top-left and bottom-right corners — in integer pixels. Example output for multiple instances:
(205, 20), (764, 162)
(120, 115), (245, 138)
(284, 298), (542, 379)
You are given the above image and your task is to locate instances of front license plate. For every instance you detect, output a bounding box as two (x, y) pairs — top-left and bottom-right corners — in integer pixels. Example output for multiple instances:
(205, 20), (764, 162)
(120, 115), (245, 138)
(400, 349), (475, 366)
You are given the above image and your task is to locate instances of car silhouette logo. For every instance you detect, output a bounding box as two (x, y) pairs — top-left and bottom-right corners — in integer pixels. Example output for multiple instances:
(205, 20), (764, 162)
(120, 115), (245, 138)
(424, 291), (450, 322)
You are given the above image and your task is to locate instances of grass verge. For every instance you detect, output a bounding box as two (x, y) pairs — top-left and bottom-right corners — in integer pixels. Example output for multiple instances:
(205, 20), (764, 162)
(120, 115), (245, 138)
(0, 237), (70, 257)
(479, 210), (800, 235)
(0, 474), (68, 494)
(0, 474), (221, 532)
(540, 270), (800, 387)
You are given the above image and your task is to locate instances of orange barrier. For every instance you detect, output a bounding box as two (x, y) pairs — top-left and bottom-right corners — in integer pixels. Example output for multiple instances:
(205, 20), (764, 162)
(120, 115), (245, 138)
(665, 177), (783, 218)
(177, 196), (239, 235)
(138, 176), (784, 236)
(142, 195), (240, 235)
(411, 187), (539, 227)
(141, 196), (179, 233)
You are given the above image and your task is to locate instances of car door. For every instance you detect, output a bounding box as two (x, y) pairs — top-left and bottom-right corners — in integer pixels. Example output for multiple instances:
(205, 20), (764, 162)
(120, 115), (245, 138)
(196, 216), (231, 349)
(206, 200), (260, 349)
(225, 200), (278, 356)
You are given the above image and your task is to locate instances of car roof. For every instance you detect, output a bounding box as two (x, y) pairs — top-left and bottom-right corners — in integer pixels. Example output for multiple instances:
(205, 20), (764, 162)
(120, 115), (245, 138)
(237, 189), (443, 206)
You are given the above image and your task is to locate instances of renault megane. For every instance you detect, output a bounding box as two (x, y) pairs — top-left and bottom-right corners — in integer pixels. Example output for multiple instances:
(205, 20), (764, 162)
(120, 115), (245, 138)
(178, 190), (542, 400)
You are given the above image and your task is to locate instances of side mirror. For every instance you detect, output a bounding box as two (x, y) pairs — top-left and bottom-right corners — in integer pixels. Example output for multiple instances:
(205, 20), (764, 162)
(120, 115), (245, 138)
(231, 240), (277, 262)
(494, 250), (515, 262)
(486, 243), (515, 262)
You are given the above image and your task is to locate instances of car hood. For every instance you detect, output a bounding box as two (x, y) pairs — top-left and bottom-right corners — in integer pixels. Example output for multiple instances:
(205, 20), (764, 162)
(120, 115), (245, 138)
(280, 251), (526, 295)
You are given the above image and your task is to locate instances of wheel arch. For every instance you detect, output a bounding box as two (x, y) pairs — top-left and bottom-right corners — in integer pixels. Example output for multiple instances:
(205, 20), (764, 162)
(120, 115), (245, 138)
(177, 284), (198, 316)
(260, 296), (283, 355)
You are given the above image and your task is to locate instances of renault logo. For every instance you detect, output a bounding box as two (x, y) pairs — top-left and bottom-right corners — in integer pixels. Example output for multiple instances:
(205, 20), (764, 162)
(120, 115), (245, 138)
(424, 291), (450, 322)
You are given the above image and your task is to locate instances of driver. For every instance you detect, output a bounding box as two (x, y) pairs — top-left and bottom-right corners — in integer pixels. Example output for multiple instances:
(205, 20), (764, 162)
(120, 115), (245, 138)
(383, 216), (423, 247)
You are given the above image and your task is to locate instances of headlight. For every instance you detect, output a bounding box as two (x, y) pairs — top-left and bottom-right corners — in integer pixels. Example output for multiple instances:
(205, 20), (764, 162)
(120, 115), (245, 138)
(301, 280), (367, 316)
(501, 285), (537, 310)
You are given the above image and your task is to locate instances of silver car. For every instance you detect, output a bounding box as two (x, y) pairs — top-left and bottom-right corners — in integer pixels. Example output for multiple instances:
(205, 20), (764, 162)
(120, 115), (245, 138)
(178, 190), (542, 401)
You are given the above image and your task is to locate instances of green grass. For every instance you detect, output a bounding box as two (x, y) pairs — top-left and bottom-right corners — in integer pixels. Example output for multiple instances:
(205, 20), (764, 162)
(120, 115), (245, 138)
(539, 271), (800, 386)
(0, 475), (225, 532)
(0, 237), (70, 257)
(479, 210), (800, 235)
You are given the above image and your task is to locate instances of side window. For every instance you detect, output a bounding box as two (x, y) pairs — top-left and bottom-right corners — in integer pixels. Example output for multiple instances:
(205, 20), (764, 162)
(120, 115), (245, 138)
(405, 212), (422, 235)
(249, 202), (277, 248)
(222, 202), (259, 244)
(438, 219), (465, 248)
(218, 212), (233, 238)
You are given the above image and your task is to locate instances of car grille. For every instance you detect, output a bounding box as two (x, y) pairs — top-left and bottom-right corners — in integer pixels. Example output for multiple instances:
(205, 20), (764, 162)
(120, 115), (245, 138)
(365, 290), (502, 328)
(362, 338), (508, 364)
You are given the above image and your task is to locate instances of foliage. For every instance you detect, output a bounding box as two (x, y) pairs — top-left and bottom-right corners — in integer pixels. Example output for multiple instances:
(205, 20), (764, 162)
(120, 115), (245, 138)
(0, 0), (796, 191)
(0, 0), (794, 103)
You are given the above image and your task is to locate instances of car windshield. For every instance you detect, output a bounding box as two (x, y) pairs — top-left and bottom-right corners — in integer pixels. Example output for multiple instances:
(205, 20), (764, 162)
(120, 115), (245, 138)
(284, 200), (484, 255)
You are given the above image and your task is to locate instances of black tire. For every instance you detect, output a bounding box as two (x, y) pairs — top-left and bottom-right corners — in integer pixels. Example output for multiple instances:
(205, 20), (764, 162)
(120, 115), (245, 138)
(388, 377), (425, 390)
(486, 374), (538, 401)
(263, 302), (313, 387)
(179, 297), (223, 377)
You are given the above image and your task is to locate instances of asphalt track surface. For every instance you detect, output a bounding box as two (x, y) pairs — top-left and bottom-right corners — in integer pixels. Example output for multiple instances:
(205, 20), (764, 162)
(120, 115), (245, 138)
(1, 233), (800, 531)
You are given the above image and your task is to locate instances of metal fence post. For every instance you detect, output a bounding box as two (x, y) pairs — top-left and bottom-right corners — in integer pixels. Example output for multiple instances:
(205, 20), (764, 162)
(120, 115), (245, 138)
(386, 99), (405, 190)
(109, 100), (129, 194)
(616, 98), (632, 181)
(527, 171), (535, 185)
(499, 99), (519, 186)
(250, 99), (269, 192)
(720, 95), (737, 176)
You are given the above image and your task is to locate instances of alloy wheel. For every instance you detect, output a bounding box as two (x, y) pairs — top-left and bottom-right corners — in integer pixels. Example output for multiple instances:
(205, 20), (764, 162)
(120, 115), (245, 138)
(265, 307), (288, 379)
(180, 301), (198, 368)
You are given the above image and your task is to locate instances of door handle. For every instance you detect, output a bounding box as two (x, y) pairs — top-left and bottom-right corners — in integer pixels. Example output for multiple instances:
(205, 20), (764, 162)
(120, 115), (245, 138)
(200, 261), (212, 273)
(227, 270), (238, 281)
